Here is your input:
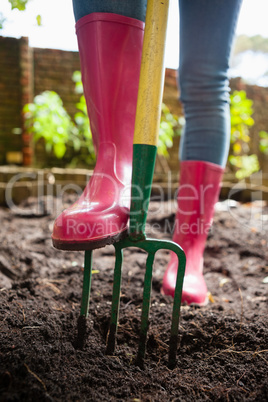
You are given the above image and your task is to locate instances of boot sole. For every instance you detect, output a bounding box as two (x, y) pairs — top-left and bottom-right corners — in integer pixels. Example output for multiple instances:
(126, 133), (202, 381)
(52, 229), (128, 251)
(161, 287), (209, 307)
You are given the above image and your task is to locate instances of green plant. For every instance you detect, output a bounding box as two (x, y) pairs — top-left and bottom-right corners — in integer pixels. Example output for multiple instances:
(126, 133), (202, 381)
(23, 89), (95, 166)
(229, 90), (260, 179)
(259, 130), (268, 155)
(23, 91), (74, 159)
(158, 103), (183, 157)
(3, 1), (41, 28)
(70, 71), (95, 166)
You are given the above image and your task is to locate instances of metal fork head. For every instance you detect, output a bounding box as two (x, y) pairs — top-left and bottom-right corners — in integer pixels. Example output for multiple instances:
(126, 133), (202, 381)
(106, 237), (186, 368)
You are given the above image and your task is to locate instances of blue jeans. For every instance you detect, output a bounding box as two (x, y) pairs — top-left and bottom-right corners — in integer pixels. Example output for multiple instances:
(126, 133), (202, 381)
(72, 0), (242, 167)
(72, 0), (147, 22)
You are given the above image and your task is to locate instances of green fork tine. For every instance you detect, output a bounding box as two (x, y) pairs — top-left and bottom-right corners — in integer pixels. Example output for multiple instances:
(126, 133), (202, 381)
(80, 250), (93, 318)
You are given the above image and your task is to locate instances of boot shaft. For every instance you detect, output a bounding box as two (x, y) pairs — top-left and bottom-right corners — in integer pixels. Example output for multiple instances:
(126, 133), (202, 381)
(173, 160), (224, 247)
(76, 13), (144, 184)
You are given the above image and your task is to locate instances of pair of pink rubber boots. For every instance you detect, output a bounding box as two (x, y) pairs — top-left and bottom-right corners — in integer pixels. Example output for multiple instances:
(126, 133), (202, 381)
(52, 13), (224, 306)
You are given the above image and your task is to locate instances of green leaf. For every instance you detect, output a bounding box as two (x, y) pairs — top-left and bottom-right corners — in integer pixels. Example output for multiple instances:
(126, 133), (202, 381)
(36, 14), (42, 26)
(157, 103), (183, 157)
(54, 143), (66, 159)
(72, 71), (84, 94)
(259, 131), (268, 154)
(0, 12), (6, 29)
(229, 154), (260, 179)
(8, 0), (28, 11)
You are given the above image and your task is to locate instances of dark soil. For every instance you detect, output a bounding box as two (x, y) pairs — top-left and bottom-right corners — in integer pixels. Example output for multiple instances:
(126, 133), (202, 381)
(0, 197), (267, 401)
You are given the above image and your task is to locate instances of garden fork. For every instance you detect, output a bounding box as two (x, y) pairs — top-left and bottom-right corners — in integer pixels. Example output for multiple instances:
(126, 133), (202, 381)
(79, 0), (186, 368)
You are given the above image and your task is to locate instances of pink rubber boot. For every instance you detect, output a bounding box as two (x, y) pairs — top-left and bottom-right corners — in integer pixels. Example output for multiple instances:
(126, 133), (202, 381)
(162, 160), (224, 305)
(52, 13), (144, 250)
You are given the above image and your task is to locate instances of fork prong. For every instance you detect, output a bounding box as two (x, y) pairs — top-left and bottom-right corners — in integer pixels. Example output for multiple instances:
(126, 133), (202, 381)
(80, 250), (93, 317)
(136, 252), (155, 367)
(106, 245), (123, 355)
(168, 250), (186, 368)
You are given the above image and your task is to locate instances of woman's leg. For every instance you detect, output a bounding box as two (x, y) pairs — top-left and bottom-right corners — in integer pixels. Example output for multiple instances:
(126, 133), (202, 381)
(162, 0), (243, 304)
(178, 0), (243, 166)
(52, 1), (146, 250)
